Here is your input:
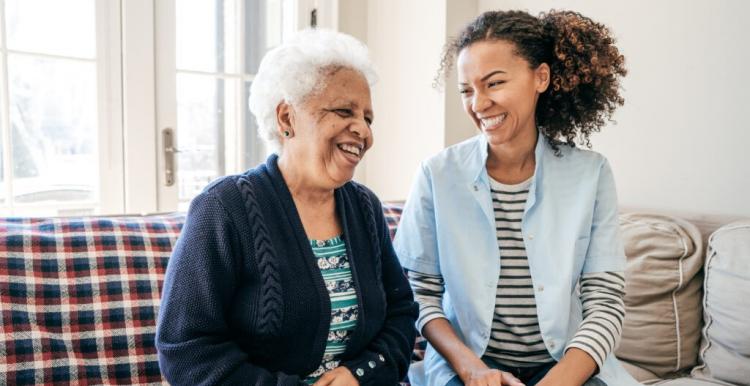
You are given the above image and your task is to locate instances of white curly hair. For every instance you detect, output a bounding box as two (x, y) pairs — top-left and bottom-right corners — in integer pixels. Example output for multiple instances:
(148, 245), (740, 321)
(248, 28), (377, 154)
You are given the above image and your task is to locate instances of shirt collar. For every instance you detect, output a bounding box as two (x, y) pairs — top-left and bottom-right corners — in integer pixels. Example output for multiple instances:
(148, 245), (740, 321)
(471, 131), (546, 186)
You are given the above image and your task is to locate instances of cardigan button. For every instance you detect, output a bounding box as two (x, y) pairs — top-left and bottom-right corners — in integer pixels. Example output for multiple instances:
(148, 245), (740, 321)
(368, 361), (376, 368)
(356, 368), (364, 376)
(378, 354), (385, 362)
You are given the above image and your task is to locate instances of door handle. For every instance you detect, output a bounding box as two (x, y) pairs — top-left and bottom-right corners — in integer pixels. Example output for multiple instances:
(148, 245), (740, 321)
(162, 128), (179, 187)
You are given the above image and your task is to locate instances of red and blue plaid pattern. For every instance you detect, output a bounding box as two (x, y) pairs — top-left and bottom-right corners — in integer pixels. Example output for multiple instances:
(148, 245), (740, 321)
(0, 214), (184, 385)
(382, 202), (403, 240)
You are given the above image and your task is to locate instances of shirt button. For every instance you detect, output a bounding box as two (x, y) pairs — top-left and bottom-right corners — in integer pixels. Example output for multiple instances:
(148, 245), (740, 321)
(549, 341), (556, 349)
(537, 285), (544, 292)
(527, 234), (534, 240)
(368, 361), (376, 368)
(356, 368), (364, 376)
(473, 184), (478, 191)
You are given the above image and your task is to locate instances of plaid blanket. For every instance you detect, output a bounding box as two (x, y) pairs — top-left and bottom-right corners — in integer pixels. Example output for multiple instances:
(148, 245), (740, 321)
(0, 214), (184, 385)
(1, 203), (419, 385)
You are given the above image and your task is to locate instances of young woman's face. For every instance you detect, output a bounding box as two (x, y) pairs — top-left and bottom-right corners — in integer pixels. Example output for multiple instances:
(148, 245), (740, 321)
(457, 39), (549, 147)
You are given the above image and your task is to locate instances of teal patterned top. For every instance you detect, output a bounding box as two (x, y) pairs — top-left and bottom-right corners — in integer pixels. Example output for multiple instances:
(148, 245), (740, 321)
(304, 236), (359, 384)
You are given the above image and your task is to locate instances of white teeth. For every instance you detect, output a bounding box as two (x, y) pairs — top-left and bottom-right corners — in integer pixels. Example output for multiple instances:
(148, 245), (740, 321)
(338, 144), (361, 157)
(481, 114), (506, 129)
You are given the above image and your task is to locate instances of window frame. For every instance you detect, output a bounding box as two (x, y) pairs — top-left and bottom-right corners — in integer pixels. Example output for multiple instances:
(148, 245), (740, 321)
(0, 0), (125, 216)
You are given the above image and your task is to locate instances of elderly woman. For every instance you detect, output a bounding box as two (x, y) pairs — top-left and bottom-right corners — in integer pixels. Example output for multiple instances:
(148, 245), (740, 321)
(395, 10), (639, 386)
(156, 29), (417, 386)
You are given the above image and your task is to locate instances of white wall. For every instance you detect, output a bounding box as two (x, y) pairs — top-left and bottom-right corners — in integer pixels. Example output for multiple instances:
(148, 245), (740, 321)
(473, 0), (750, 217)
(362, 0), (448, 200)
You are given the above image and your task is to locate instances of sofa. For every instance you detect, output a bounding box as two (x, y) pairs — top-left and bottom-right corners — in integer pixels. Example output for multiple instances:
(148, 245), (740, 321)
(0, 204), (748, 385)
(614, 213), (750, 386)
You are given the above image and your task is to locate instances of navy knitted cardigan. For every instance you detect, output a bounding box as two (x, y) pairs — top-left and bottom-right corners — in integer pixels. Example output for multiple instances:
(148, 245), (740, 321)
(156, 155), (418, 386)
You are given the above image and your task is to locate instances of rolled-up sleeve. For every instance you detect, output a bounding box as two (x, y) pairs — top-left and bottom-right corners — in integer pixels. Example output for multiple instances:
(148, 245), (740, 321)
(582, 158), (626, 274)
(393, 163), (441, 276)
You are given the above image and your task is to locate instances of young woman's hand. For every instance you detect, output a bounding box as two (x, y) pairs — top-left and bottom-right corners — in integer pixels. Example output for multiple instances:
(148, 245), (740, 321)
(312, 367), (359, 386)
(462, 366), (525, 386)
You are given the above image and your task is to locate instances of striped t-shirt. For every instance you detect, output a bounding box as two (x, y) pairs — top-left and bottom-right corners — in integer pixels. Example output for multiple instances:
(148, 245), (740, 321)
(486, 176), (553, 366)
(408, 176), (626, 369)
(304, 236), (358, 384)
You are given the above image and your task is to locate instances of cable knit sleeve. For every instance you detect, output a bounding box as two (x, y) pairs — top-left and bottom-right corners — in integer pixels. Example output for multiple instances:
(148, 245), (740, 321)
(340, 187), (419, 386)
(155, 190), (303, 386)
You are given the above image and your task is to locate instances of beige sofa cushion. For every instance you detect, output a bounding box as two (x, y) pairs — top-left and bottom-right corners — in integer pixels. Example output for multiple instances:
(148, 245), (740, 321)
(656, 378), (732, 386)
(691, 221), (750, 386)
(619, 360), (661, 384)
(616, 214), (704, 379)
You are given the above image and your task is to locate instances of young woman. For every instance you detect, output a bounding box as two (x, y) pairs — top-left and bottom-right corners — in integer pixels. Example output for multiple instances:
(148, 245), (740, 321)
(395, 10), (639, 386)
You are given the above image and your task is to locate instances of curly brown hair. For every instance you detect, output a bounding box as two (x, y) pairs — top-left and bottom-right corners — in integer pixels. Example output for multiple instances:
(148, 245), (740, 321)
(438, 10), (627, 152)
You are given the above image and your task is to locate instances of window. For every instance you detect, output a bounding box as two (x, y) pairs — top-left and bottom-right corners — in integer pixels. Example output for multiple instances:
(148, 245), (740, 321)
(170, 0), (283, 210)
(156, 0), (308, 211)
(0, 0), (122, 216)
(0, 0), (319, 216)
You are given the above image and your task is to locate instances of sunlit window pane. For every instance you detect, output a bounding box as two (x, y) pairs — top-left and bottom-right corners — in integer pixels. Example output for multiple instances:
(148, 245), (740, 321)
(176, 74), (224, 201)
(245, 0), (283, 74)
(177, 0), (240, 73)
(0, 123), (4, 205)
(8, 55), (98, 204)
(175, 0), (283, 210)
(244, 81), (265, 167)
(6, 0), (95, 58)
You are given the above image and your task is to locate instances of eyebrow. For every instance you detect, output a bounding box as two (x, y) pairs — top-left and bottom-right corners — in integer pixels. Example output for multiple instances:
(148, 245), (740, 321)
(459, 70), (507, 86)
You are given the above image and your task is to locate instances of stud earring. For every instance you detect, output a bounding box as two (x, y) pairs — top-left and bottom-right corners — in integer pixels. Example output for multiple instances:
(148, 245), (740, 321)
(283, 130), (290, 137)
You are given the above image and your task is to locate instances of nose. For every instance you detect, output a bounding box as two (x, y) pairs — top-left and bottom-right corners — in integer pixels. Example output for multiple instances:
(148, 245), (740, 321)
(350, 117), (372, 140)
(472, 90), (491, 113)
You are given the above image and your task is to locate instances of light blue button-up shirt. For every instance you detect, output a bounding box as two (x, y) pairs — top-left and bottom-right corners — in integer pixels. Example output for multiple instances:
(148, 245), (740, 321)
(394, 134), (640, 386)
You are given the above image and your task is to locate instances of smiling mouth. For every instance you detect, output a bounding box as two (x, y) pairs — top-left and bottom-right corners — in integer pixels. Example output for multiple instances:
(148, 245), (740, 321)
(337, 143), (363, 158)
(480, 113), (507, 130)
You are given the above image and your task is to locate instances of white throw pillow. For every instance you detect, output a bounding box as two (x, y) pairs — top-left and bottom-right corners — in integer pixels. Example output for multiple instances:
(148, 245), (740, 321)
(691, 220), (750, 385)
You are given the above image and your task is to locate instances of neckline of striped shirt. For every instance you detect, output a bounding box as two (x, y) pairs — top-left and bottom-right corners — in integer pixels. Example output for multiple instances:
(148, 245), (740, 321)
(488, 174), (533, 194)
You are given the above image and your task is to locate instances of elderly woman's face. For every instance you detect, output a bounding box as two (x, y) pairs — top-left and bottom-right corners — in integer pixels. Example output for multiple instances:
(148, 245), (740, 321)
(287, 67), (373, 187)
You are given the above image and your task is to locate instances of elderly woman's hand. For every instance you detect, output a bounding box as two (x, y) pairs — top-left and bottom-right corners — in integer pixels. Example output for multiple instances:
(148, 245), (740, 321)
(312, 367), (359, 386)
